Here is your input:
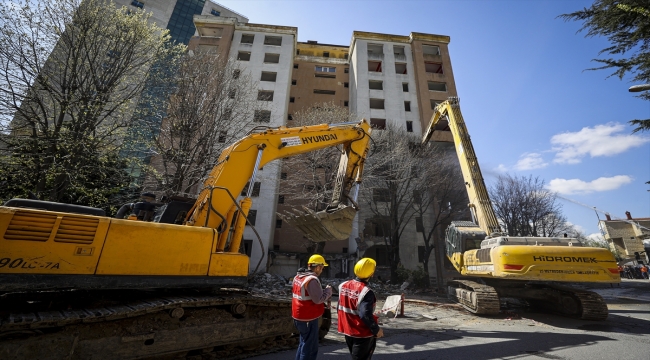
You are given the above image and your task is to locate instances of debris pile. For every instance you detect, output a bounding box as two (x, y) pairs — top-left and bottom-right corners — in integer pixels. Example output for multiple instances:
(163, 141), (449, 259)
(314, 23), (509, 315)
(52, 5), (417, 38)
(247, 273), (437, 298)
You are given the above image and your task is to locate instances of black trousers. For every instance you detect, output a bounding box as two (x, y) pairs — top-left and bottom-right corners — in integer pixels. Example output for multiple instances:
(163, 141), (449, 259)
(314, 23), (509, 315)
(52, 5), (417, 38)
(345, 336), (376, 360)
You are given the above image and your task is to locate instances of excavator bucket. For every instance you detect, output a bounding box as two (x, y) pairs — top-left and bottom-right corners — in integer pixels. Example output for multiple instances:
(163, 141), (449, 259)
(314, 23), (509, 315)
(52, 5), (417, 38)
(277, 205), (357, 242)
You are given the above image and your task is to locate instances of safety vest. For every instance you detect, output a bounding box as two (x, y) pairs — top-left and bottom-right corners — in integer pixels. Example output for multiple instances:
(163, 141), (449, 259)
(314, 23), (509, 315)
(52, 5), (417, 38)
(337, 279), (376, 338)
(292, 273), (325, 321)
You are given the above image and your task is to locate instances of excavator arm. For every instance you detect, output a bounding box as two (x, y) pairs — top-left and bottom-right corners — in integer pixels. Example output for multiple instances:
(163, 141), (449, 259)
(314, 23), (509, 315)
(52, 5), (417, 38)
(422, 97), (500, 235)
(186, 119), (372, 247)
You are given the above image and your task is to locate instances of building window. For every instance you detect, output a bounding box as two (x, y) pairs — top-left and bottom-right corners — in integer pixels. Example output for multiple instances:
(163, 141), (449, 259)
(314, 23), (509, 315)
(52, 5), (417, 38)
(425, 62), (443, 74)
(273, 244), (280, 251)
(314, 89), (335, 95)
(344, 68), (349, 73)
(315, 73), (336, 79)
(372, 188), (390, 202)
(315, 66), (336, 73)
(395, 63), (407, 74)
(344, 82), (349, 88)
(218, 131), (227, 143)
(393, 45), (406, 59)
(222, 108), (232, 120)
(423, 45), (440, 56)
(344, 53), (349, 59)
(241, 34), (254, 44)
(264, 36), (282, 46)
(237, 51), (251, 61)
(254, 110), (271, 122)
(210, 9), (220, 16)
(233, 69), (241, 79)
(264, 53), (280, 63)
(246, 210), (257, 226)
(296, 49), (300, 55)
(276, 219), (283, 228)
(418, 246), (426, 262)
(343, 247), (348, 253)
(430, 100), (441, 110)
(428, 81), (447, 92)
(241, 181), (261, 197)
(258, 90), (274, 101)
(323, 51), (330, 57)
(369, 81), (383, 90)
(369, 98), (384, 109)
(228, 88), (236, 99)
(260, 72), (277, 82)
(404, 101), (411, 112)
(370, 118), (386, 130)
(344, 101), (348, 107)
(280, 172), (287, 180)
(415, 217), (424, 232)
(406, 121), (413, 132)
(241, 239), (253, 256)
(368, 61), (382, 72)
(278, 195), (285, 204)
(293, 64), (299, 69)
(131, 0), (144, 9)
(289, 97), (295, 103)
(292, 79), (297, 85)
(375, 246), (389, 266)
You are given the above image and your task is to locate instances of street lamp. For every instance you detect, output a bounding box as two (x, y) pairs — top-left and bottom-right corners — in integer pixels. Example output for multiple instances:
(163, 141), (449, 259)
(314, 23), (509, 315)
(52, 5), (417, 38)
(628, 84), (650, 92)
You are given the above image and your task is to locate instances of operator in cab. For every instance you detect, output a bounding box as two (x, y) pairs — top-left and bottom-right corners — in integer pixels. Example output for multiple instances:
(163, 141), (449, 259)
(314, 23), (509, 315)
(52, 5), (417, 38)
(292, 254), (332, 360)
(338, 258), (384, 360)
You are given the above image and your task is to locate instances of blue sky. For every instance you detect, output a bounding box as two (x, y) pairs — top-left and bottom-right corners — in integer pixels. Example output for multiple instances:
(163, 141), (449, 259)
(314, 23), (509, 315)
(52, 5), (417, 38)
(217, 0), (650, 236)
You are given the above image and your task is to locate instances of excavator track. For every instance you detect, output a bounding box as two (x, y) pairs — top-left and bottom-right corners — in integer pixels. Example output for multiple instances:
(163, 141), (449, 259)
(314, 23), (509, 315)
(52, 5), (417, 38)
(447, 280), (500, 315)
(521, 284), (609, 321)
(0, 289), (314, 359)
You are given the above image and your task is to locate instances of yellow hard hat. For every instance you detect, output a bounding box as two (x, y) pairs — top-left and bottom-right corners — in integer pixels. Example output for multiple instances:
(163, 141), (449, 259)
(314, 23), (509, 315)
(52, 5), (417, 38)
(308, 254), (328, 266)
(354, 258), (376, 279)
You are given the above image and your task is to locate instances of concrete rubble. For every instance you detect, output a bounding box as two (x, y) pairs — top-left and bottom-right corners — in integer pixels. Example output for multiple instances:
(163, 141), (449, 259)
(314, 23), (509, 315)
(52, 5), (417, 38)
(247, 272), (437, 298)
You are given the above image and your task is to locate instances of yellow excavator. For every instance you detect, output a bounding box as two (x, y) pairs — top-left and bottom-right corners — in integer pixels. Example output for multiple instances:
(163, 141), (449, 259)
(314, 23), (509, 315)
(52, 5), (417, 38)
(422, 98), (619, 320)
(0, 120), (371, 359)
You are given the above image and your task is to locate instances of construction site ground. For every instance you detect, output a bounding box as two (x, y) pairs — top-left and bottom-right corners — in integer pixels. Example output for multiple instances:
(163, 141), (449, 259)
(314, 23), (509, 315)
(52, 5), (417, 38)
(249, 279), (650, 360)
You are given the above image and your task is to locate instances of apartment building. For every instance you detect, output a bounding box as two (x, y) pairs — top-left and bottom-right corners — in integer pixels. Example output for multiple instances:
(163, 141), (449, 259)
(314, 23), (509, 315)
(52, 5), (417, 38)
(118, 1), (461, 278)
(599, 211), (650, 264)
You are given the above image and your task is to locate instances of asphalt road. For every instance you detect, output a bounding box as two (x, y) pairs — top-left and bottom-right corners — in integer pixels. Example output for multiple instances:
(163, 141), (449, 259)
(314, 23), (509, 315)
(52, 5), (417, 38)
(249, 279), (650, 360)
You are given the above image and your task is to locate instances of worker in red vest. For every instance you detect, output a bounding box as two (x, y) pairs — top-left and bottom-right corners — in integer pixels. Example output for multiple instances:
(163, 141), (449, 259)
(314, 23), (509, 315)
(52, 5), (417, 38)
(338, 258), (384, 359)
(292, 254), (332, 360)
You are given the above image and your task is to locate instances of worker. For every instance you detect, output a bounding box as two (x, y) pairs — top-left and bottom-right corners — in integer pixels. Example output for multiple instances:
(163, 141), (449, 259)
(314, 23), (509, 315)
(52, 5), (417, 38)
(338, 258), (384, 360)
(292, 254), (332, 360)
(641, 264), (648, 279)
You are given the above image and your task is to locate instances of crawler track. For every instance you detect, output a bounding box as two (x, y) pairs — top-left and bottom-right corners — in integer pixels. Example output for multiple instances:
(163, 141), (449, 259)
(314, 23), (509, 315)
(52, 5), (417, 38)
(0, 289), (315, 359)
(447, 280), (500, 315)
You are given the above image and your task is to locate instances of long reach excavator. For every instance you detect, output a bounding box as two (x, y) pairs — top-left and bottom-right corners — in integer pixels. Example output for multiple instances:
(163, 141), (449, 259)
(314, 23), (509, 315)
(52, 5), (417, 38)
(0, 120), (371, 359)
(422, 98), (619, 320)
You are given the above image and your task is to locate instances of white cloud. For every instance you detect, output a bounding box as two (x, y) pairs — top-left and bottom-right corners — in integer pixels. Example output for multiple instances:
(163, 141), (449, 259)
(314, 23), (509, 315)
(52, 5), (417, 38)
(551, 123), (649, 164)
(513, 152), (548, 170)
(494, 164), (508, 173)
(547, 175), (633, 195)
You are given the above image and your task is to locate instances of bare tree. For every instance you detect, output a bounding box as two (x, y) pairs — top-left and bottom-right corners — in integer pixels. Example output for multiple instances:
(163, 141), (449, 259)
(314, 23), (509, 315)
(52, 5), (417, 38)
(411, 142), (468, 288)
(279, 102), (354, 253)
(144, 51), (260, 198)
(489, 174), (568, 237)
(359, 126), (427, 282)
(0, 0), (183, 210)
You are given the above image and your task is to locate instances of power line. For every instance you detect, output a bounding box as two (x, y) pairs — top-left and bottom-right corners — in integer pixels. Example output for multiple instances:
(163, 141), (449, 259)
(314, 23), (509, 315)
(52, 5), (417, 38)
(556, 195), (650, 232)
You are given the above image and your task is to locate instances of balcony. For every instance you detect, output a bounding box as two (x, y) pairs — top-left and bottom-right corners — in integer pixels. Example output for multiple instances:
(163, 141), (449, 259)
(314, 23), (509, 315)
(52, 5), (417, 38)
(368, 52), (384, 61)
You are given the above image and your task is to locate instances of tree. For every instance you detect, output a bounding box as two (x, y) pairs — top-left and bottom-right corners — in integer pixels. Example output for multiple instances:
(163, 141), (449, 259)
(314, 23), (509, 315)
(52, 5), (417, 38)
(279, 102), (355, 254)
(0, 0), (184, 212)
(359, 127), (463, 282)
(411, 142), (468, 289)
(560, 0), (650, 133)
(489, 174), (569, 237)
(143, 50), (260, 198)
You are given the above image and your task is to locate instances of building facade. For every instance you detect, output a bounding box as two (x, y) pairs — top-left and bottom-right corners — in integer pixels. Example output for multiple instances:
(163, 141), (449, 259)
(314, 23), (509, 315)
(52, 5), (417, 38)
(599, 211), (650, 264)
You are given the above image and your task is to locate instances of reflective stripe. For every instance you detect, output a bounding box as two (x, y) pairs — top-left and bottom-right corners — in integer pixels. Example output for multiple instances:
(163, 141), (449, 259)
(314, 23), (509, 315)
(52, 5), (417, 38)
(293, 293), (313, 300)
(337, 304), (358, 315)
(357, 286), (370, 304)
